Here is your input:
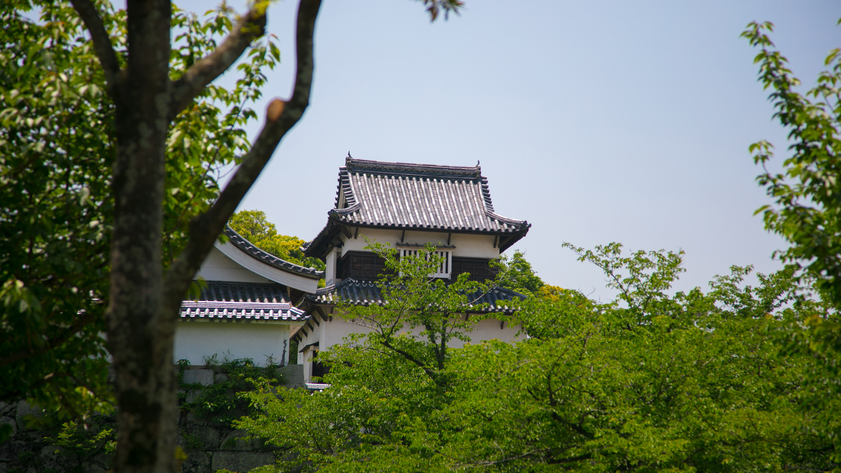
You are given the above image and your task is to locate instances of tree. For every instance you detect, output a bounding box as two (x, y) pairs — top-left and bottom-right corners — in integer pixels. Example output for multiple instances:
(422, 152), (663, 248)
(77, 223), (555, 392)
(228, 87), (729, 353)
(1, 1), (463, 471)
(491, 250), (544, 295)
(1, 0), (114, 431)
(1, 0), (276, 440)
(229, 209), (325, 271)
(743, 20), (841, 307)
(237, 244), (497, 472)
(743, 19), (841, 466)
(239, 243), (831, 472)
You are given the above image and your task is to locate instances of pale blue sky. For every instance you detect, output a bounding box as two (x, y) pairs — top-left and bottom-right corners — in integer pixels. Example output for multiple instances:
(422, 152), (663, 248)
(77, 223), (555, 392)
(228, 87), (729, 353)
(188, 0), (839, 299)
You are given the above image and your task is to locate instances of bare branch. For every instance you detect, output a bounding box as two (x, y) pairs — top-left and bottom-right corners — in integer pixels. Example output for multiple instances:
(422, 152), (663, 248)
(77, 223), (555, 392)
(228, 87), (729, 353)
(162, 0), (322, 313)
(169, 6), (268, 120)
(70, 0), (122, 98)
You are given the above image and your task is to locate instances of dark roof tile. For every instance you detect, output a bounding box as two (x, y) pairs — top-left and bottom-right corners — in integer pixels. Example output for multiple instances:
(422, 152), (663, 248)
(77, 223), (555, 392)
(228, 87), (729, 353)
(224, 227), (324, 279)
(307, 278), (524, 314)
(303, 158), (531, 257)
(180, 281), (307, 321)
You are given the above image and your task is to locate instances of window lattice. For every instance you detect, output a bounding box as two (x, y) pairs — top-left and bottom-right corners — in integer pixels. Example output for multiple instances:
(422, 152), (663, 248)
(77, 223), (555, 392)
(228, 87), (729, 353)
(399, 249), (452, 278)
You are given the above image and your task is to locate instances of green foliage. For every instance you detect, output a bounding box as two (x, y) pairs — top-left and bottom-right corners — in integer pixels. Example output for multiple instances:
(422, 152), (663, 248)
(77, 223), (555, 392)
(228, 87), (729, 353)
(744, 19), (841, 466)
(0, 0), (278, 426)
(238, 244), (835, 472)
(491, 250), (544, 295)
(48, 419), (116, 459)
(229, 209), (326, 272)
(0, 0), (117, 428)
(163, 6), (283, 264)
(237, 244), (496, 471)
(743, 20), (841, 306)
(179, 355), (284, 430)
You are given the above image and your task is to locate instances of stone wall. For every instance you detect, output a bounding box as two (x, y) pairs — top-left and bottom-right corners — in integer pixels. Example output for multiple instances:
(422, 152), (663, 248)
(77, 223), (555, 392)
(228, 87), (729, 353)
(0, 364), (304, 473)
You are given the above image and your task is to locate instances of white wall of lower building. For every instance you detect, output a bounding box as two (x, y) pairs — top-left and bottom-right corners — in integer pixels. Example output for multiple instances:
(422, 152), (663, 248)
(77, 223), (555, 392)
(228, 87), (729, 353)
(295, 309), (523, 382)
(175, 321), (299, 366)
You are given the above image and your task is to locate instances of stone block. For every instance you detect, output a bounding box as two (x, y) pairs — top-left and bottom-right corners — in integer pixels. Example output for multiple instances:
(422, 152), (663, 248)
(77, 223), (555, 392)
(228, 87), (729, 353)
(14, 402), (43, 430)
(183, 426), (221, 450)
(0, 402), (15, 418)
(277, 364), (304, 389)
(214, 373), (229, 384)
(0, 416), (16, 438)
(185, 389), (202, 404)
(220, 429), (262, 451)
(182, 369), (214, 386)
(181, 451), (211, 473)
(211, 451), (274, 473)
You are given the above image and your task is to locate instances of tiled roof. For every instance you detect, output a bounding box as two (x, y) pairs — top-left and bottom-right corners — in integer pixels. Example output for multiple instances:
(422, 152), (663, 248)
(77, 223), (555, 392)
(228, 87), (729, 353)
(224, 227), (323, 279)
(307, 278), (524, 314)
(180, 281), (307, 322)
(303, 157), (530, 257)
(191, 281), (290, 303)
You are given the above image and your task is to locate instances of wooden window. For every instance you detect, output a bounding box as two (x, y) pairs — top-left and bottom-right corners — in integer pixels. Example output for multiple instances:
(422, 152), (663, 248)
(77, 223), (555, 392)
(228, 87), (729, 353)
(400, 248), (452, 278)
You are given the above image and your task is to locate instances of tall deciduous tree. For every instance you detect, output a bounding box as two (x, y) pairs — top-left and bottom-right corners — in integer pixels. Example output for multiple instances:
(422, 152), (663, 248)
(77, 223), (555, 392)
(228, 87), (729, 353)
(79, 1), (319, 471)
(1, 0), (277, 438)
(1, 0), (462, 471)
(491, 250), (544, 295)
(743, 19), (841, 466)
(239, 244), (831, 472)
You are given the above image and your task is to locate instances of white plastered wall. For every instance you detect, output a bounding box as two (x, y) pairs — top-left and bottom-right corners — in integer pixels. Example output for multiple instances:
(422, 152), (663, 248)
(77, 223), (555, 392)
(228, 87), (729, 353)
(317, 315), (521, 350)
(338, 228), (500, 260)
(175, 321), (300, 366)
(324, 247), (340, 286)
(196, 247), (272, 283)
(296, 307), (523, 382)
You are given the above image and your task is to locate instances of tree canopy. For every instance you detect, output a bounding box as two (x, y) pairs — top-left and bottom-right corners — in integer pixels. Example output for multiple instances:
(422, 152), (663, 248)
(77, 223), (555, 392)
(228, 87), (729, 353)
(238, 244), (836, 472)
(1, 1), (462, 470)
(1, 0), (277, 435)
(743, 19), (841, 468)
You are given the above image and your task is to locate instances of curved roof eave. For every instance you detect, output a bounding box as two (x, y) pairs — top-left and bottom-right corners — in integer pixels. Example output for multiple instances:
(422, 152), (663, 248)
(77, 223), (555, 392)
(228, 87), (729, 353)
(217, 227), (324, 292)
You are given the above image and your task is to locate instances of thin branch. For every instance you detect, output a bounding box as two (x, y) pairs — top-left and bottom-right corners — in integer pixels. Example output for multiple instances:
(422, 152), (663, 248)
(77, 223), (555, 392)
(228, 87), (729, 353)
(168, 6), (268, 121)
(381, 339), (439, 383)
(70, 0), (122, 98)
(547, 452), (592, 465)
(163, 0), (322, 315)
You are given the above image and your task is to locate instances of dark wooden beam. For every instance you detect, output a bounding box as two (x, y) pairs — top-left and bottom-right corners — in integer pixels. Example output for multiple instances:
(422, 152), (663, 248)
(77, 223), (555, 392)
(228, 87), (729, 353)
(314, 306), (331, 325)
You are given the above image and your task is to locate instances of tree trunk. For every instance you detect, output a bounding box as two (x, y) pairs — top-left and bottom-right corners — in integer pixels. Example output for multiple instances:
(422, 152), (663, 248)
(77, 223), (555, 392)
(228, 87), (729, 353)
(66, 0), (321, 470)
(107, 1), (175, 471)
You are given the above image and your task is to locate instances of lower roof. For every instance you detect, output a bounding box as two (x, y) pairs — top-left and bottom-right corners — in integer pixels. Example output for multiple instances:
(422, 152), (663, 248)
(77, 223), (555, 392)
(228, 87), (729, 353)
(180, 281), (307, 322)
(306, 278), (524, 314)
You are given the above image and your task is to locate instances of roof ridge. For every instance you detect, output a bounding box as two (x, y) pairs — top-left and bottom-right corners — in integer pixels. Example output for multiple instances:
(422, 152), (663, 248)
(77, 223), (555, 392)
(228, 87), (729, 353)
(345, 157), (482, 180)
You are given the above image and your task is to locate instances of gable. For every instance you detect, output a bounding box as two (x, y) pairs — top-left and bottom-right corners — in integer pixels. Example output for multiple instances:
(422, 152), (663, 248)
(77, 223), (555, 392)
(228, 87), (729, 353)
(203, 227), (323, 293)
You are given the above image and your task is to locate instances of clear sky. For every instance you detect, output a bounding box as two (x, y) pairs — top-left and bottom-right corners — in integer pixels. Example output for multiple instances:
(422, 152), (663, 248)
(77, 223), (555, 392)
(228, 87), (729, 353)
(187, 0), (840, 300)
